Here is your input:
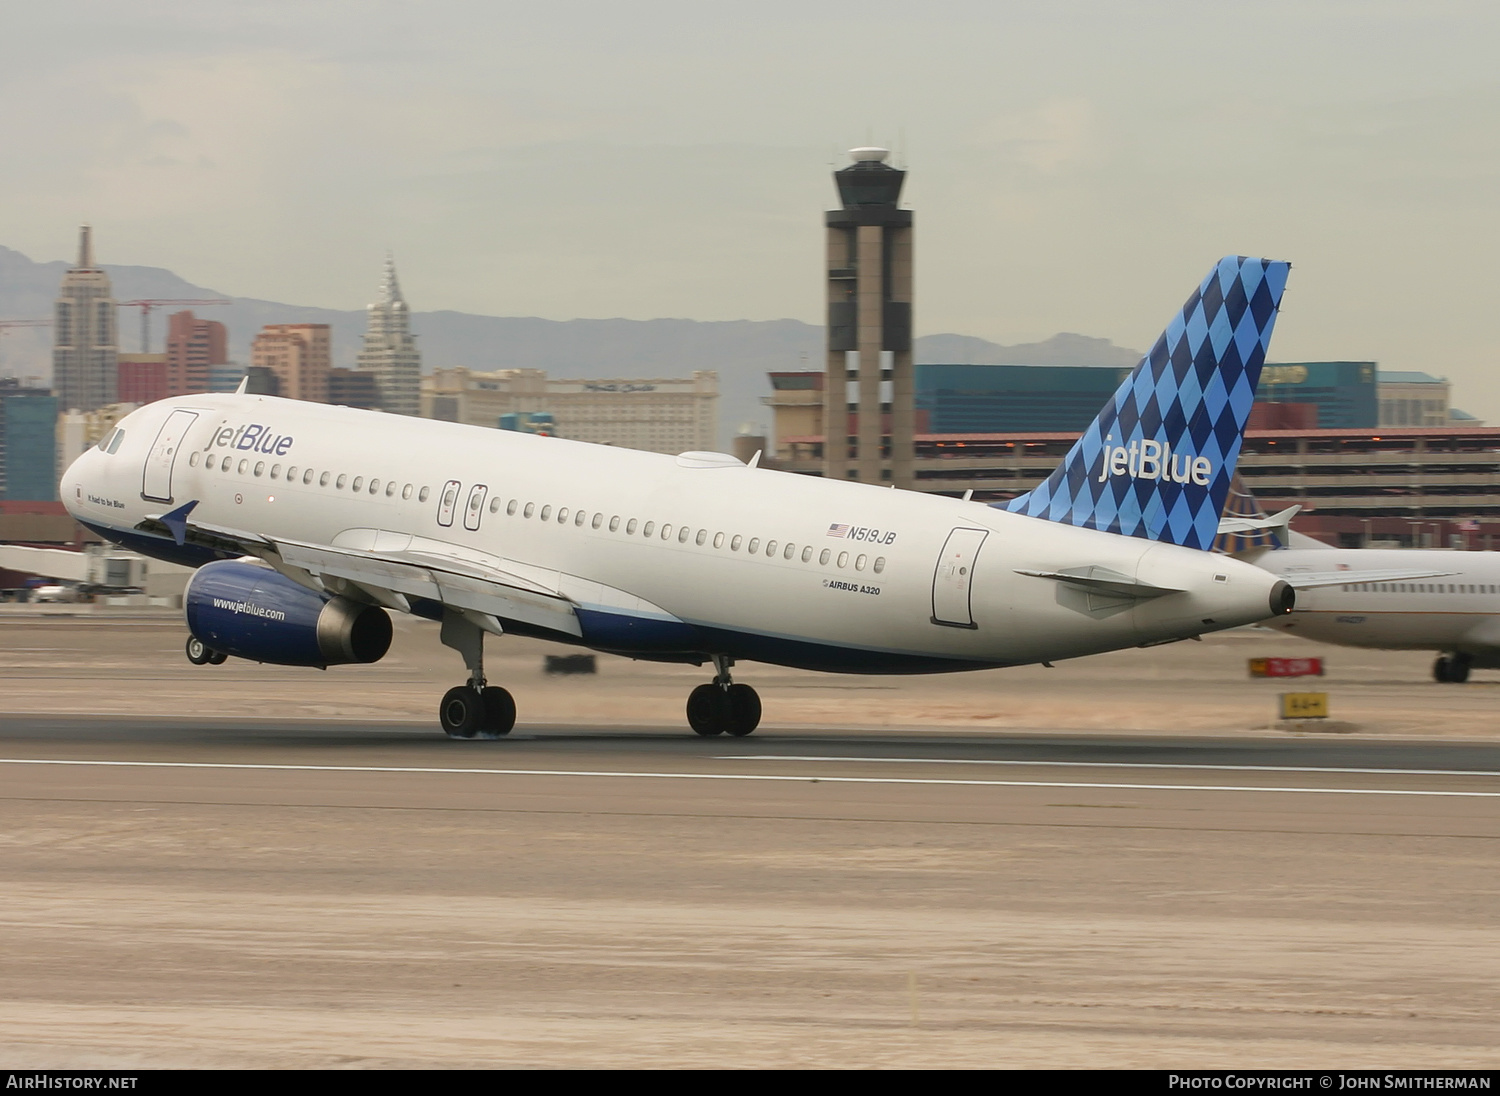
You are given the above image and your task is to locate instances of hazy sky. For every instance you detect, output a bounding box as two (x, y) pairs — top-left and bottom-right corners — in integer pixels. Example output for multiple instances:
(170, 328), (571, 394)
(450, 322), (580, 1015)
(4, 2), (1499, 412)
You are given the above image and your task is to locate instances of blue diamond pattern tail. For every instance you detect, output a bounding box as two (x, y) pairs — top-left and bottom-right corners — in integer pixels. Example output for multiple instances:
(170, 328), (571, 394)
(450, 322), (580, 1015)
(996, 256), (1290, 551)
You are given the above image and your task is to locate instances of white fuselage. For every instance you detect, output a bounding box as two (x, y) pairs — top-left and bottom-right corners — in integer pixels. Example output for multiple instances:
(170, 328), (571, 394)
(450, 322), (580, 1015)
(62, 394), (1286, 673)
(1254, 547), (1500, 666)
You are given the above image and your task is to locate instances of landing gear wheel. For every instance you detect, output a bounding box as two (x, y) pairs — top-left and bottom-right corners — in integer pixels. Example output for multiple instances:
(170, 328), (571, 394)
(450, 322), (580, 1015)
(1450, 656), (1472, 683)
(206, 650), (228, 666)
(723, 683), (761, 737)
(185, 636), (212, 666)
(479, 686), (516, 737)
(1434, 656), (1452, 683)
(440, 685), (484, 739)
(687, 683), (727, 736)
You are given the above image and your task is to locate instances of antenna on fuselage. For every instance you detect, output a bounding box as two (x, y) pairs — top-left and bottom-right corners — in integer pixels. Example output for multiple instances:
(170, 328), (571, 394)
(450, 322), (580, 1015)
(234, 375), (249, 396)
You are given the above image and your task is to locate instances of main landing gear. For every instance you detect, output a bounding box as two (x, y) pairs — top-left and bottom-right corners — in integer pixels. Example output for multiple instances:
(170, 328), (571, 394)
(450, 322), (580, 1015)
(1434, 653), (1472, 684)
(184, 636), (227, 666)
(438, 610), (516, 739)
(686, 656), (761, 737)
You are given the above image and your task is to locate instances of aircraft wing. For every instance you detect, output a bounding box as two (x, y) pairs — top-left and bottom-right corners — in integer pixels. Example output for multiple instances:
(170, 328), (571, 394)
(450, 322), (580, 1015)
(138, 501), (582, 638)
(1278, 568), (1458, 590)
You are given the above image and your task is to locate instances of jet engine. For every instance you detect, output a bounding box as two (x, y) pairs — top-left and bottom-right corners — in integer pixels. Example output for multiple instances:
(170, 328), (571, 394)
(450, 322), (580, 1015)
(184, 560), (393, 667)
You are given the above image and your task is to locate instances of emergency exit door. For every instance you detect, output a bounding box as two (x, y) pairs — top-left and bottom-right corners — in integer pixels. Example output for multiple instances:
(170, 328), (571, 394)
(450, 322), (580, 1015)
(931, 527), (988, 628)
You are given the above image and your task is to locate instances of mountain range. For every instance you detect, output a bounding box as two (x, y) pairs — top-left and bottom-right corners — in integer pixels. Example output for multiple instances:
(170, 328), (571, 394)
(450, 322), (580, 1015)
(0, 244), (1143, 445)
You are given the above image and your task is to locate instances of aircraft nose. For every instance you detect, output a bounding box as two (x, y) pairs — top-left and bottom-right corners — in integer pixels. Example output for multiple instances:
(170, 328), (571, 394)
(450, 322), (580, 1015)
(59, 449), (93, 518)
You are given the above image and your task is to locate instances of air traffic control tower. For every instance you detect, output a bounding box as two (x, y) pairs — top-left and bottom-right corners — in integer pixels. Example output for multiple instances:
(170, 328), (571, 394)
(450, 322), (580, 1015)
(823, 147), (914, 487)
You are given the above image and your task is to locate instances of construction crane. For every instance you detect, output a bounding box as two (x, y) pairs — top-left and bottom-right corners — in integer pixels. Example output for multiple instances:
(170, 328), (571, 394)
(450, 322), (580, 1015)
(116, 299), (230, 353)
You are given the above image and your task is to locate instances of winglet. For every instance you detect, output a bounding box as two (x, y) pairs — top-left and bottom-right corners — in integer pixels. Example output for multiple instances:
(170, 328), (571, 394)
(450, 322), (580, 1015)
(998, 256), (1291, 551)
(160, 500), (199, 546)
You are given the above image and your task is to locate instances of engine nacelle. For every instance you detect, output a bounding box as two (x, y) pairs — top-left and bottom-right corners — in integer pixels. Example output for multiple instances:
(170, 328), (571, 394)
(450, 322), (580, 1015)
(185, 560), (393, 667)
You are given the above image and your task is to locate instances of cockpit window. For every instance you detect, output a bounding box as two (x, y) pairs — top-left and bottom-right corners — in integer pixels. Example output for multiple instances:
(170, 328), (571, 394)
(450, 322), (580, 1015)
(98, 428), (125, 454)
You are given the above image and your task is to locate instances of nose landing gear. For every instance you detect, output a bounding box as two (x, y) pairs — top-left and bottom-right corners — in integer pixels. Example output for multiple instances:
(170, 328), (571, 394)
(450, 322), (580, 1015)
(185, 636), (227, 666)
(687, 656), (761, 737)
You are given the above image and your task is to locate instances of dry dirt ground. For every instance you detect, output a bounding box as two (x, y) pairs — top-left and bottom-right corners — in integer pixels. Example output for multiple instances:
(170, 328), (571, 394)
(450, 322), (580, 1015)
(0, 612), (1496, 1068)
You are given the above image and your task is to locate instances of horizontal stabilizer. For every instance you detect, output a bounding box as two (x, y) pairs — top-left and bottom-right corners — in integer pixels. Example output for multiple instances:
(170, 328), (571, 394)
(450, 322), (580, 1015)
(1015, 565), (1184, 600)
(1217, 505), (1300, 538)
(1281, 568), (1457, 590)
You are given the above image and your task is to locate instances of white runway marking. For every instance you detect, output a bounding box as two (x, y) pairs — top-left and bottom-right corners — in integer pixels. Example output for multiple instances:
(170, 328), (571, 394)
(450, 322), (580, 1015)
(723, 755), (1500, 779)
(0, 757), (1496, 799)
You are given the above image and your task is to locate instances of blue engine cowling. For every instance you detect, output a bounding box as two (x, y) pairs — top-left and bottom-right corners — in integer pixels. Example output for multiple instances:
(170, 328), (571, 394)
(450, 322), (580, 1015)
(185, 560), (393, 667)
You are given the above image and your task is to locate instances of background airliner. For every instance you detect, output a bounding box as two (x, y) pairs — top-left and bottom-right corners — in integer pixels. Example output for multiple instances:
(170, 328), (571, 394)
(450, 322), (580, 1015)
(62, 257), (1294, 738)
(1219, 481), (1500, 682)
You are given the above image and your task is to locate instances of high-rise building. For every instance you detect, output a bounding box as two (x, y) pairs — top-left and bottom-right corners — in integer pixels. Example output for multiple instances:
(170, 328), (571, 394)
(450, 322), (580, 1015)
(250, 324), (330, 403)
(357, 256), (422, 415)
(0, 379), (59, 501)
(164, 310), (228, 397)
(824, 148), (914, 487)
(52, 225), (118, 413)
(116, 354), (169, 405)
(422, 368), (718, 455)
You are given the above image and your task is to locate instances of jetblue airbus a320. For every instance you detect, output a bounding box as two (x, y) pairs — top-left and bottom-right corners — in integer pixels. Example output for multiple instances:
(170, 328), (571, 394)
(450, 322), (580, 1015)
(62, 257), (1294, 739)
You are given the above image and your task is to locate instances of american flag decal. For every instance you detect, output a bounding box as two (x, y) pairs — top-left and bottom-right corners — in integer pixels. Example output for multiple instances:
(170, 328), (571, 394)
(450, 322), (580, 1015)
(827, 523), (850, 538)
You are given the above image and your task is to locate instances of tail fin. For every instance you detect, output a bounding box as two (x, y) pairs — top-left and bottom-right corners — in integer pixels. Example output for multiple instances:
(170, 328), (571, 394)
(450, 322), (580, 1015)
(998, 256), (1290, 551)
(1213, 472), (1294, 553)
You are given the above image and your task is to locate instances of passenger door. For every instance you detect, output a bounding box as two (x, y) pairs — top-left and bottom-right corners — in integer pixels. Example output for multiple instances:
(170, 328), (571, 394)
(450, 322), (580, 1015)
(141, 409), (199, 504)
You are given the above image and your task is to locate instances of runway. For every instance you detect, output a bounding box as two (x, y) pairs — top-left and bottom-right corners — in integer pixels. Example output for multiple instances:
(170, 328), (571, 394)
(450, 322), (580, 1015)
(3, 714), (1499, 1066)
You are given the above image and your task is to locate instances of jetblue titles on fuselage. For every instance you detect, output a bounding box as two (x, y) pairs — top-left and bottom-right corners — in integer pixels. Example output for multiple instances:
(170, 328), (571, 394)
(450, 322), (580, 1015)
(203, 422), (295, 457)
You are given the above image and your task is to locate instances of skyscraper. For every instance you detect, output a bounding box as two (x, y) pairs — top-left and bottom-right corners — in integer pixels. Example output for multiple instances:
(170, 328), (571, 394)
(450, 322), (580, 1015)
(823, 148), (914, 488)
(52, 225), (118, 413)
(357, 256), (422, 415)
(251, 324), (331, 403)
(164, 310), (229, 397)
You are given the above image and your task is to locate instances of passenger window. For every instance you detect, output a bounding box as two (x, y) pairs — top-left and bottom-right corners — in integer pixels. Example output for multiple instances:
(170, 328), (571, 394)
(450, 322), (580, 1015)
(221, 457), (231, 472)
(837, 551), (849, 568)
(189, 451), (200, 467)
(642, 521), (654, 537)
(801, 546), (812, 562)
(678, 527), (690, 543)
(696, 530), (708, 546)
(820, 549), (831, 565)
(507, 499), (518, 516)
(286, 465), (297, 480)
(386, 481), (397, 497)
(540, 505), (552, 521)
(784, 543), (795, 560)
(238, 459), (249, 474)
(731, 535), (742, 551)
(873, 557), (886, 574)
(489, 497), (502, 513)
(714, 532), (724, 549)
(855, 554), (867, 571)
(336, 474), (347, 489)
(609, 516), (620, 532)
(403, 484), (413, 500)
(558, 507), (569, 523)
(592, 514), (603, 530)
(419, 486), (429, 501)
(766, 540), (777, 556)
(661, 524), (672, 540)
(576, 511), (587, 527)
(352, 476), (364, 492)
(368, 478), (379, 494)
(524, 503), (535, 518)
(254, 462), (265, 477)
(748, 538), (760, 554)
